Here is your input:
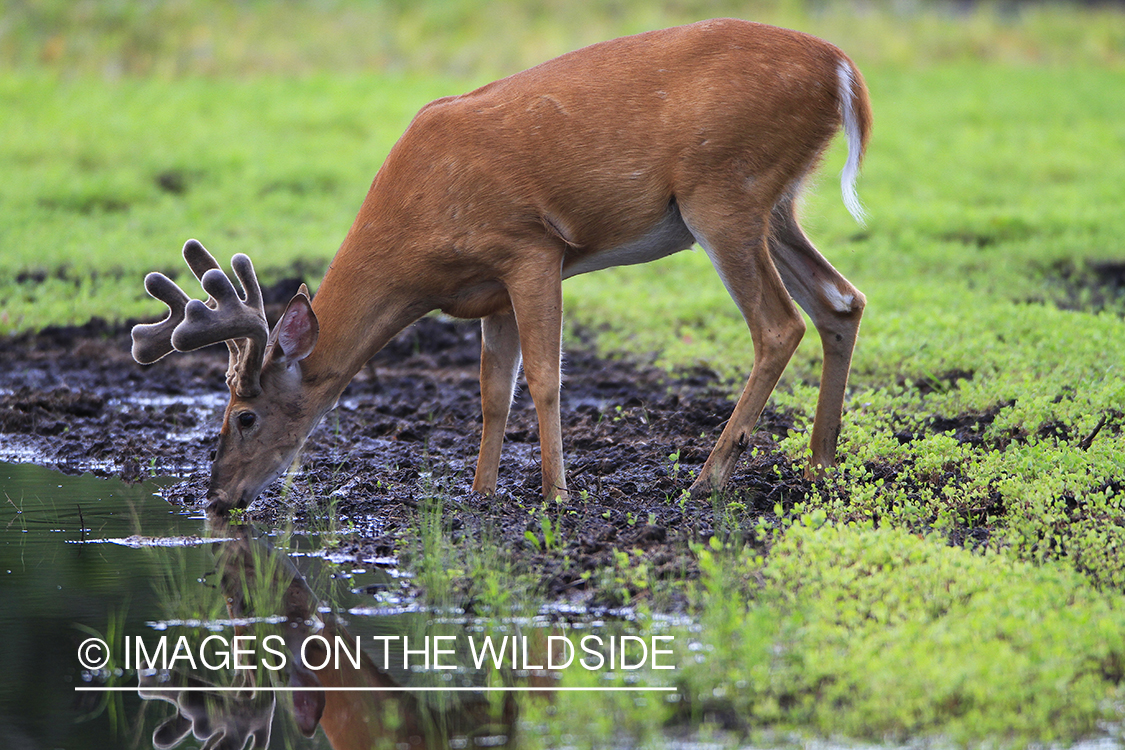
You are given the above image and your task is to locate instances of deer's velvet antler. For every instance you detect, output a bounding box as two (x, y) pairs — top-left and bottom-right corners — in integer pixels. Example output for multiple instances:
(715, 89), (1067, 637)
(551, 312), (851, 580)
(131, 240), (269, 398)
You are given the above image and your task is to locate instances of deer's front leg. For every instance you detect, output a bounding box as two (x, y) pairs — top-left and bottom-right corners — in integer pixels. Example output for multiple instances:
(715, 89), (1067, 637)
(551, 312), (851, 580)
(472, 309), (522, 494)
(507, 259), (568, 502)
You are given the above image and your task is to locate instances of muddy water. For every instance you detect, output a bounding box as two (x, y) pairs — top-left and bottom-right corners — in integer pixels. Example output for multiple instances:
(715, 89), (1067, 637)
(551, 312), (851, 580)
(0, 463), (397, 749)
(0, 464), (396, 748)
(0, 461), (686, 750)
(1, 463), (201, 748)
(0, 463), (671, 750)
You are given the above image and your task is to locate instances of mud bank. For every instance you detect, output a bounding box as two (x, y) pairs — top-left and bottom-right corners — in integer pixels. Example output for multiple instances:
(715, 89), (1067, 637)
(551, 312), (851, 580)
(0, 314), (810, 604)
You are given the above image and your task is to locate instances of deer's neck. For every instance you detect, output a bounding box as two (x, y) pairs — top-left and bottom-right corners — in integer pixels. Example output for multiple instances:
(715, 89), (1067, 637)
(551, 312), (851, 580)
(301, 236), (430, 413)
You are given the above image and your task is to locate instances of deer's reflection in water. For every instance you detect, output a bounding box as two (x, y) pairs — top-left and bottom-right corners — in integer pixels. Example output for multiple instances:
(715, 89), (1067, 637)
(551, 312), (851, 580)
(138, 522), (529, 749)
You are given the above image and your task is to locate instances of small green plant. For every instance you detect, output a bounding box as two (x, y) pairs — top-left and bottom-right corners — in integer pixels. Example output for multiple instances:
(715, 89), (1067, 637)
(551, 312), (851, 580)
(522, 529), (540, 551)
(667, 448), (681, 480)
(525, 507), (564, 553)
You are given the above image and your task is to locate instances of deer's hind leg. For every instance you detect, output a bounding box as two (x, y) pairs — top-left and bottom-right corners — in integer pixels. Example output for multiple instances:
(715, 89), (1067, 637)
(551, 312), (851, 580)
(680, 190), (807, 500)
(768, 196), (865, 474)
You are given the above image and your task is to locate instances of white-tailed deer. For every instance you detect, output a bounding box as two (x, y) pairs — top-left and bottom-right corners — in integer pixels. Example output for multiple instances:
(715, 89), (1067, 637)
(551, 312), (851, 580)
(132, 18), (871, 512)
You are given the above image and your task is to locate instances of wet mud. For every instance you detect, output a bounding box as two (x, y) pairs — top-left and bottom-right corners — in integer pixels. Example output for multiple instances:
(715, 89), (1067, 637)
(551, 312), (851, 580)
(0, 311), (809, 605)
(5, 273), (1119, 602)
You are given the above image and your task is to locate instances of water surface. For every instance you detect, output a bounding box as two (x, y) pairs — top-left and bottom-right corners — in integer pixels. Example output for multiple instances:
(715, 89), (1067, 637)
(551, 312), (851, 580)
(0, 463), (522, 749)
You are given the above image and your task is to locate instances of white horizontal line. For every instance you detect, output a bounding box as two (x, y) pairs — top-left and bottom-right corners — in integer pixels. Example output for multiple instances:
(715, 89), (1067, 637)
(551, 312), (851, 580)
(77, 686), (675, 693)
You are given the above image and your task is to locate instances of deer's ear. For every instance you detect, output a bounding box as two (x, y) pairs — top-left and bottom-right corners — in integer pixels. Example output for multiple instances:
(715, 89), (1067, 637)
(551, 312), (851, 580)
(270, 293), (319, 364)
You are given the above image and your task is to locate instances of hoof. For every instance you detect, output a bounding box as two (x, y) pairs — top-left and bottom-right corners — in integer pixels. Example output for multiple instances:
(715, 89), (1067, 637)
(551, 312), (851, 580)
(688, 476), (719, 502)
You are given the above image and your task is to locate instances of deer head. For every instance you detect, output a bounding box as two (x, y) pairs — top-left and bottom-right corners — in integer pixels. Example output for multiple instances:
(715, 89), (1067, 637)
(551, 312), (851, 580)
(132, 240), (320, 513)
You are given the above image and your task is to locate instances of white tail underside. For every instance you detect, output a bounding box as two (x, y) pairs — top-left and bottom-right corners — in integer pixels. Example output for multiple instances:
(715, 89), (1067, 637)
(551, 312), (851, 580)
(837, 60), (866, 225)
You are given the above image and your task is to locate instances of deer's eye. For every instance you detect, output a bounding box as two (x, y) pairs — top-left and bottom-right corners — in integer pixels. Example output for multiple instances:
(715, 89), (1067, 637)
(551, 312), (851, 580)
(236, 411), (257, 430)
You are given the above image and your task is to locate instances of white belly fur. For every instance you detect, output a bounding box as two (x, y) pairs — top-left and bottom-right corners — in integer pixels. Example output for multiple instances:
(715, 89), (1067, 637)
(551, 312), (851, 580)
(561, 206), (695, 279)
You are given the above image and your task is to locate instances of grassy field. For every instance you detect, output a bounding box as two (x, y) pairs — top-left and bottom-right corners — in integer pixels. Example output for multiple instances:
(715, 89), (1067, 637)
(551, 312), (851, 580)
(3, 0), (1125, 746)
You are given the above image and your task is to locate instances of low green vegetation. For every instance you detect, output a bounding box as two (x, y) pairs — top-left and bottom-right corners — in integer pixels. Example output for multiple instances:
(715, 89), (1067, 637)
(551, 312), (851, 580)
(684, 521), (1124, 743)
(3, 0), (1125, 746)
(3, 0), (1123, 77)
(518, 521), (1125, 745)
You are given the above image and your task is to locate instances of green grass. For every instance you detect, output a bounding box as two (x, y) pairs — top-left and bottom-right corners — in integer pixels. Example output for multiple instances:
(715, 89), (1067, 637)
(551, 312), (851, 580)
(517, 521), (1125, 747)
(0, 72), (459, 330)
(3, 0), (1125, 745)
(3, 0), (1124, 76)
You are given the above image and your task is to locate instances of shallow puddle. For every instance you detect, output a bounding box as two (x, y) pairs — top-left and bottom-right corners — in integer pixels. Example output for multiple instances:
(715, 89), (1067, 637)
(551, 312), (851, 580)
(1, 462), (204, 748)
(0, 462), (682, 749)
(0, 462), (423, 749)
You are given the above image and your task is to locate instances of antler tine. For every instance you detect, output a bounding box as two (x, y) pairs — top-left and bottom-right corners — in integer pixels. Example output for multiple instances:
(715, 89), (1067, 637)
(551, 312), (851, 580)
(131, 272), (192, 364)
(230, 253), (265, 316)
(182, 238), (250, 385)
(171, 256), (269, 398)
(182, 239), (222, 283)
